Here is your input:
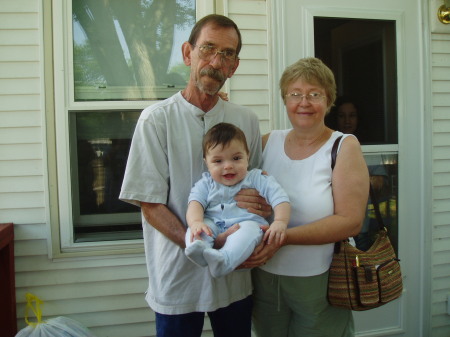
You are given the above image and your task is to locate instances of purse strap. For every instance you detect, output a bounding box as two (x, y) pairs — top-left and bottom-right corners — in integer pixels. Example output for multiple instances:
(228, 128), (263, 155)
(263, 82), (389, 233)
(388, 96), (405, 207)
(331, 136), (342, 170)
(330, 135), (344, 253)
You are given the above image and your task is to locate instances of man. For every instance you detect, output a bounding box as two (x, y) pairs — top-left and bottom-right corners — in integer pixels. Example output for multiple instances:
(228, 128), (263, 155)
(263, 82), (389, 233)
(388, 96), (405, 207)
(120, 14), (262, 337)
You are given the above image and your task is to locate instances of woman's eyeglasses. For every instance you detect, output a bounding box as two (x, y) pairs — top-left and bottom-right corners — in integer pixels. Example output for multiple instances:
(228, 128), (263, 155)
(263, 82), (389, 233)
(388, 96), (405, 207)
(285, 92), (326, 104)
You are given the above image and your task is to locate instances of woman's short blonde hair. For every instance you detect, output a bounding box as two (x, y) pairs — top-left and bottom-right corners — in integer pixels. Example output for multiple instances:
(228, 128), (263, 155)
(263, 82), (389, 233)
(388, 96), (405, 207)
(279, 57), (337, 113)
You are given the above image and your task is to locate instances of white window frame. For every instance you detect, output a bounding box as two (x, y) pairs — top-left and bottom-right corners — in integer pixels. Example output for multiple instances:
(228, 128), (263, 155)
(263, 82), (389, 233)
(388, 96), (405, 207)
(49, 0), (216, 256)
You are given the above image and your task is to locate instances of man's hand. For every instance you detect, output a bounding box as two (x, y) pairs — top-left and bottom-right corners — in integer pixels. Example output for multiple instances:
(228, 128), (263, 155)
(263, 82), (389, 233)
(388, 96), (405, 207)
(141, 202), (187, 248)
(235, 188), (272, 218)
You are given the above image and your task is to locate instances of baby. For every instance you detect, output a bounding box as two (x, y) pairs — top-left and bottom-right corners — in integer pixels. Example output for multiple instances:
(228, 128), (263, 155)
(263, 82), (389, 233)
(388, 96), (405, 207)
(185, 122), (290, 278)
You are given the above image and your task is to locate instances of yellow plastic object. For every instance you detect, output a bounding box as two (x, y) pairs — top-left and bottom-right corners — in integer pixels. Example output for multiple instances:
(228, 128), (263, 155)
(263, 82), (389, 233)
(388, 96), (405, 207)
(24, 293), (45, 327)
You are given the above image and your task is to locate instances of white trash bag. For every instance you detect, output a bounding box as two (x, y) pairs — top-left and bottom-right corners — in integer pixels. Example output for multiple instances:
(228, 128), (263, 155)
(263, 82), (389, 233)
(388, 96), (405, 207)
(16, 293), (97, 337)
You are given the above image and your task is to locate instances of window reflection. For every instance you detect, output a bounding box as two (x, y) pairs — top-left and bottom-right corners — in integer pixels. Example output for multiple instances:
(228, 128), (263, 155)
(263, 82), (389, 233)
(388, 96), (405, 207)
(74, 111), (139, 215)
(358, 154), (398, 254)
(72, 111), (141, 240)
(72, 0), (195, 101)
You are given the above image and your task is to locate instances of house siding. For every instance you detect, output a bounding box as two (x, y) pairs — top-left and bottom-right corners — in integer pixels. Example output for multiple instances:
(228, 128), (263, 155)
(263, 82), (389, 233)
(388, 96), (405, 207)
(229, 0), (271, 134)
(1, 1), (268, 336)
(431, 32), (450, 337)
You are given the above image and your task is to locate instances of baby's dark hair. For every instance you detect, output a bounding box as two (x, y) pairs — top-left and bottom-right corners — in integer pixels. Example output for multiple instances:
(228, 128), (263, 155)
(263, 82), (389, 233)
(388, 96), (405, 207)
(203, 123), (249, 158)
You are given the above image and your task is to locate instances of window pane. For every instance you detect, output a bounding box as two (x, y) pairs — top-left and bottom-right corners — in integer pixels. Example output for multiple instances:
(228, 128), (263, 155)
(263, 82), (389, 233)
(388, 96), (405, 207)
(71, 110), (141, 241)
(315, 17), (398, 145)
(72, 0), (195, 101)
(358, 153), (398, 254)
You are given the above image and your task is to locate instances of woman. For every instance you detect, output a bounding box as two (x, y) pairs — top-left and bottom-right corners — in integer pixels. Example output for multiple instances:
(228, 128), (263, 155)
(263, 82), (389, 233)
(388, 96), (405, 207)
(325, 95), (363, 140)
(334, 96), (360, 135)
(242, 58), (369, 336)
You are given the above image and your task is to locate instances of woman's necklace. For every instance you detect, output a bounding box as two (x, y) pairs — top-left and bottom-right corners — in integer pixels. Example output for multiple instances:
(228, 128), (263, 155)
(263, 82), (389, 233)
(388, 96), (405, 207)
(286, 127), (329, 160)
(305, 127), (327, 146)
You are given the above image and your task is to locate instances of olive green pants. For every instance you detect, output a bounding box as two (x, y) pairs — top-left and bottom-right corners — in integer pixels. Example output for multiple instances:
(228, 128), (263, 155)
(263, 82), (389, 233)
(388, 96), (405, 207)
(252, 268), (354, 337)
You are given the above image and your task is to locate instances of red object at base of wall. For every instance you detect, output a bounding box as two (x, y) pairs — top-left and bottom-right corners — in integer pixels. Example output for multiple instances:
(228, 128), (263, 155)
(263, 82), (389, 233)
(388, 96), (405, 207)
(0, 223), (17, 337)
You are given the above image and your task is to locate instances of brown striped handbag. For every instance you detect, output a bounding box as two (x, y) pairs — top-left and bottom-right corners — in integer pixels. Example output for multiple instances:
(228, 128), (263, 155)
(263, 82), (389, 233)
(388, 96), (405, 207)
(327, 136), (403, 310)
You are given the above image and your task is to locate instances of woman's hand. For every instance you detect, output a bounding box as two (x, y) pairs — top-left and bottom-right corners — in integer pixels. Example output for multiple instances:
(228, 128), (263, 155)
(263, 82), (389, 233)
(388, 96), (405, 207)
(239, 225), (284, 268)
(235, 188), (272, 218)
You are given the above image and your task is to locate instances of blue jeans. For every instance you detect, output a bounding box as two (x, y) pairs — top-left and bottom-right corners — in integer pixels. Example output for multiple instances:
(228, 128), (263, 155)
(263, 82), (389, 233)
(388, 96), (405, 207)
(155, 295), (252, 337)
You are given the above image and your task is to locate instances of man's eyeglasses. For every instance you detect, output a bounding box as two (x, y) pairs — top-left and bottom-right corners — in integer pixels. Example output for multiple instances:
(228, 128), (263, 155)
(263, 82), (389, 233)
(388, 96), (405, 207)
(193, 44), (238, 62)
(285, 92), (326, 104)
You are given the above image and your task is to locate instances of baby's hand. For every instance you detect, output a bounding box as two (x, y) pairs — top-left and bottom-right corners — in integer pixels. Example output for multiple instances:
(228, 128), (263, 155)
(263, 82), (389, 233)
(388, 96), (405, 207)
(263, 220), (287, 245)
(190, 222), (213, 242)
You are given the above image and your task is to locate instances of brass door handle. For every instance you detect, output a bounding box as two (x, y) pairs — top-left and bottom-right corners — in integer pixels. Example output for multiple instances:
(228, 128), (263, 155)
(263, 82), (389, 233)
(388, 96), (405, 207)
(438, 4), (450, 24)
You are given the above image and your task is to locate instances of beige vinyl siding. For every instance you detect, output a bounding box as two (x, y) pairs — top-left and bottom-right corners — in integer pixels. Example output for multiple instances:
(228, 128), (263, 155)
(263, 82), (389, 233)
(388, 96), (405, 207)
(14, 255), (150, 335)
(228, 0), (270, 134)
(431, 32), (450, 337)
(0, 0), (44, 229)
(14, 237), (150, 335)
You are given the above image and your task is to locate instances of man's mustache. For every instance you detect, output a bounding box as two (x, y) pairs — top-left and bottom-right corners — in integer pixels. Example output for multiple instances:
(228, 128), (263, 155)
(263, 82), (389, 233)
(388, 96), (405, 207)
(200, 68), (225, 82)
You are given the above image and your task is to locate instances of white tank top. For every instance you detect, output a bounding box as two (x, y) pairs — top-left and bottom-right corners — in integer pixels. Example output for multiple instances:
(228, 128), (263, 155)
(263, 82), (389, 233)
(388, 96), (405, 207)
(261, 129), (349, 276)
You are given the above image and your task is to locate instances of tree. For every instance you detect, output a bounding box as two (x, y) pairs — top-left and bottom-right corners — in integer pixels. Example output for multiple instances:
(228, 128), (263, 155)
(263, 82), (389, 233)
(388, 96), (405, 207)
(72, 0), (195, 98)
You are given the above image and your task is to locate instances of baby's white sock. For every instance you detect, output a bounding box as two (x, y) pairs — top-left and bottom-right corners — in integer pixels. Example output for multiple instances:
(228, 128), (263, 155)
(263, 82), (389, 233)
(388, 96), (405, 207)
(185, 240), (208, 267)
(203, 248), (229, 278)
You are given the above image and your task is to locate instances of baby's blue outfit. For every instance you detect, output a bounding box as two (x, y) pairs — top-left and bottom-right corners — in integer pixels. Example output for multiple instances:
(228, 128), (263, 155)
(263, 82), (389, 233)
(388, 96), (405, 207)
(185, 169), (290, 277)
